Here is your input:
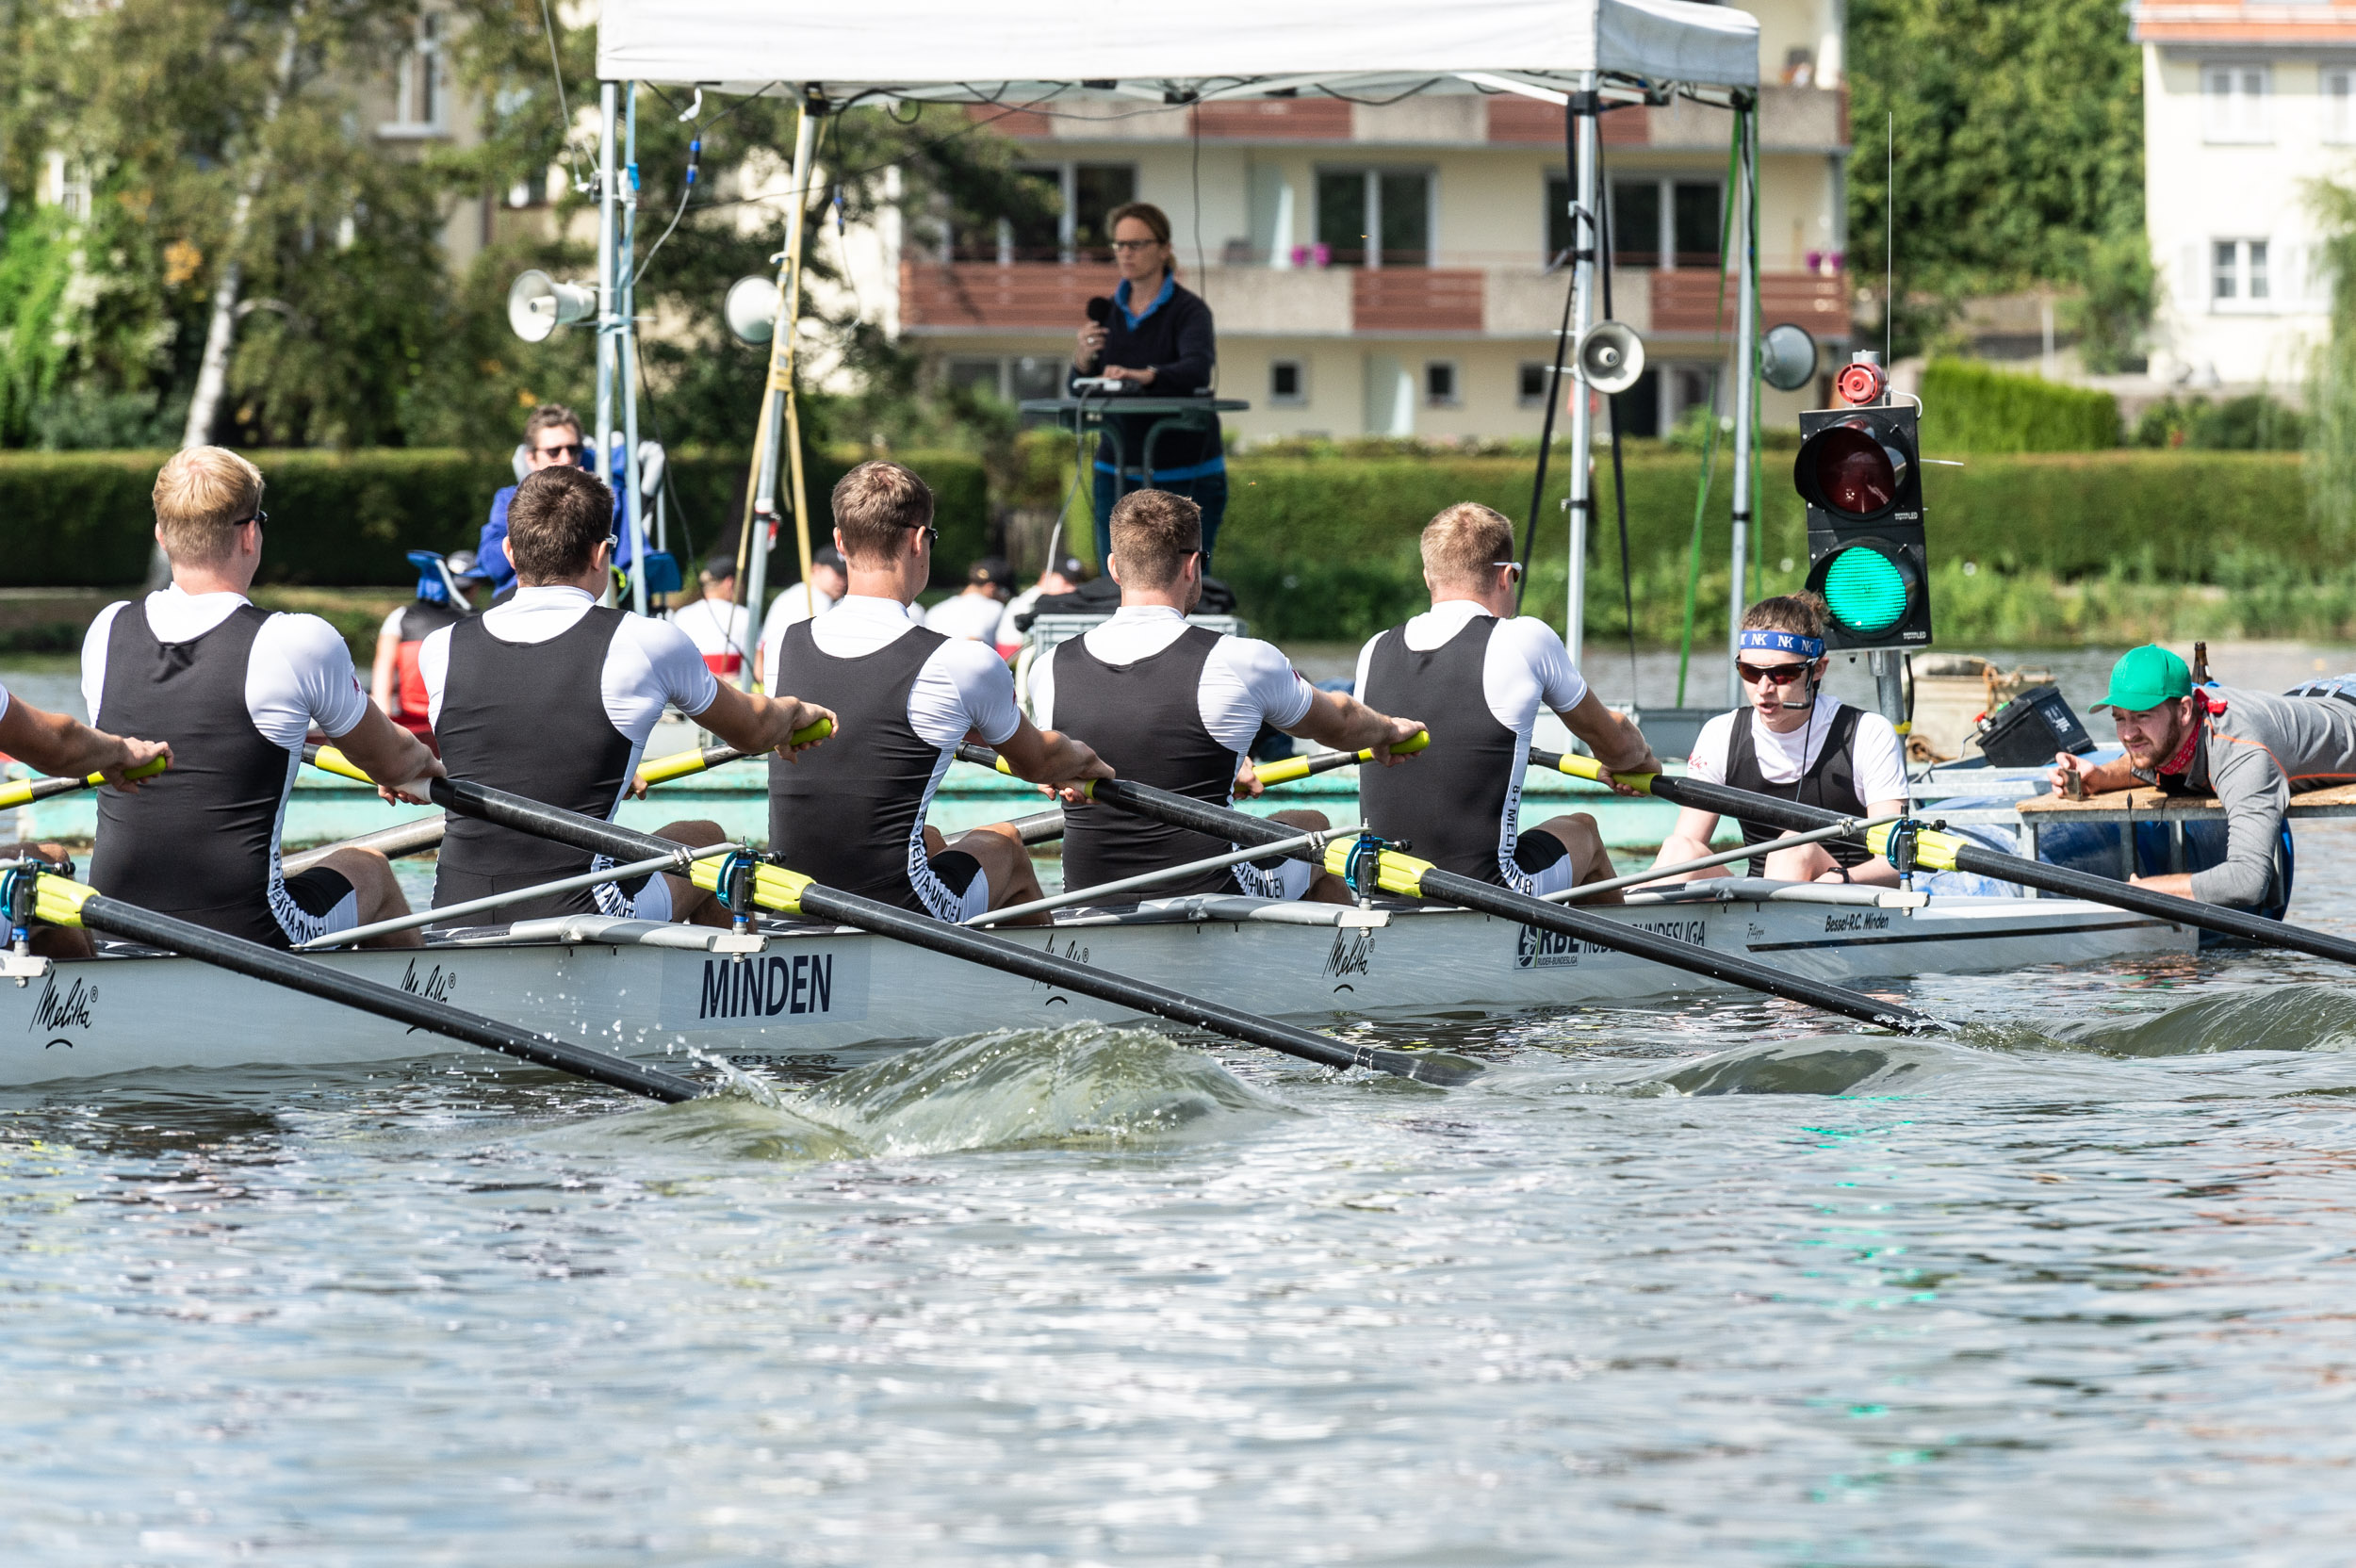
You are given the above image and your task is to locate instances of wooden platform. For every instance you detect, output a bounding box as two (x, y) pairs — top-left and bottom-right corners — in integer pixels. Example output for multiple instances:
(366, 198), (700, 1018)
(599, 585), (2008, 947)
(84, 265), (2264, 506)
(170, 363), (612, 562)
(2011, 781), (2356, 878)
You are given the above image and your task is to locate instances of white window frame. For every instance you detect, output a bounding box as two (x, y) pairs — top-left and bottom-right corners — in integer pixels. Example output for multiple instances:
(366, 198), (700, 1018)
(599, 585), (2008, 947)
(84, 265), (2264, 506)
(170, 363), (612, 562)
(2327, 66), (2356, 144)
(1423, 359), (1461, 408)
(1598, 174), (1725, 273)
(1268, 358), (1309, 407)
(999, 160), (1138, 264)
(1316, 167), (1436, 270)
(2201, 61), (2272, 144)
(381, 12), (449, 138)
(2211, 237), (2275, 312)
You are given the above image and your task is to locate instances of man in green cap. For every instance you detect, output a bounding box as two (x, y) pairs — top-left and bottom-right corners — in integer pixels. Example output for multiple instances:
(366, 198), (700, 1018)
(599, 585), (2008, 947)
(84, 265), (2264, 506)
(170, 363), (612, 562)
(2049, 645), (2356, 910)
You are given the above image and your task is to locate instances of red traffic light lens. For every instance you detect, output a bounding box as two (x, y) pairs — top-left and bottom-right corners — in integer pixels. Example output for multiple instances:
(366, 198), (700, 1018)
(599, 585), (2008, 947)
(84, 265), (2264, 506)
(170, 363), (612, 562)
(1794, 416), (1913, 521)
(1835, 361), (1886, 405)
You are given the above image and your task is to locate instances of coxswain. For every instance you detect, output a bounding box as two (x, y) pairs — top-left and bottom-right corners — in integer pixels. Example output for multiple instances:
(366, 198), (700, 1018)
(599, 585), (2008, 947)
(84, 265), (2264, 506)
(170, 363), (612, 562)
(419, 466), (833, 926)
(370, 548), (486, 751)
(1355, 503), (1657, 900)
(1644, 593), (1910, 887)
(1035, 488), (1421, 905)
(480, 402), (633, 599)
(668, 555), (754, 680)
(2047, 645), (2356, 913)
(768, 461), (1108, 924)
(83, 448), (440, 947)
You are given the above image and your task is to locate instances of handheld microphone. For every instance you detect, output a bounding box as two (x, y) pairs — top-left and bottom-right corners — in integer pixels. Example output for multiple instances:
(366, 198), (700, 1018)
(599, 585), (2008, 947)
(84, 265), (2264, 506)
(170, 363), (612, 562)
(1085, 297), (1114, 326)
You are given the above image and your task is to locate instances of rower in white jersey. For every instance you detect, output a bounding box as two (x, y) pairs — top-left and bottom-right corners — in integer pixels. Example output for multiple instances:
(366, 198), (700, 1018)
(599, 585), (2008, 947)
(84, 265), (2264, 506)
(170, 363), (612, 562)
(1644, 593), (1911, 886)
(82, 448), (442, 947)
(0, 678), (172, 957)
(418, 466), (833, 926)
(767, 461), (1108, 923)
(1353, 502), (1659, 899)
(1033, 487), (1423, 904)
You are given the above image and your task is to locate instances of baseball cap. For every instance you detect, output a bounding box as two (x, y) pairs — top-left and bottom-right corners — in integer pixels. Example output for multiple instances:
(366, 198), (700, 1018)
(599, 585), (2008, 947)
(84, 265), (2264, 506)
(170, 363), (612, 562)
(1050, 554), (1087, 580)
(444, 547), (489, 583)
(812, 545), (846, 571)
(2091, 645), (2193, 714)
(968, 556), (1014, 590)
(700, 555), (738, 581)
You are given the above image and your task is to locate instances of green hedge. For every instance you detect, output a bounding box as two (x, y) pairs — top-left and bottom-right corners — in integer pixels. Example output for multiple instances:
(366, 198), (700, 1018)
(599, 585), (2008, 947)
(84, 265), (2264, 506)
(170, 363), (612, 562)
(0, 448), (991, 591)
(1918, 359), (2123, 452)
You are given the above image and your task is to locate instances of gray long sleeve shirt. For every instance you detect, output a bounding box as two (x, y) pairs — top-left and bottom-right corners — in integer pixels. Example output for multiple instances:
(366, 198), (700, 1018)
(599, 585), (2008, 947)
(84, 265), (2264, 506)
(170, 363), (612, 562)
(2134, 687), (2356, 906)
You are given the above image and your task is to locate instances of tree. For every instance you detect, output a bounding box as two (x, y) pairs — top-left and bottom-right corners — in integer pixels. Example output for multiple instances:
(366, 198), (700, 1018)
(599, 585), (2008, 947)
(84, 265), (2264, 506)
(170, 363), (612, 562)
(1846, 0), (2146, 357)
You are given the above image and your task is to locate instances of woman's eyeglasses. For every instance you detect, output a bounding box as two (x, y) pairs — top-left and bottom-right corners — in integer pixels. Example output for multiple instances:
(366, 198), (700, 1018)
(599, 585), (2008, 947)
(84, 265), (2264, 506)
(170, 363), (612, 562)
(1109, 238), (1161, 253)
(1736, 661), (1811, 686)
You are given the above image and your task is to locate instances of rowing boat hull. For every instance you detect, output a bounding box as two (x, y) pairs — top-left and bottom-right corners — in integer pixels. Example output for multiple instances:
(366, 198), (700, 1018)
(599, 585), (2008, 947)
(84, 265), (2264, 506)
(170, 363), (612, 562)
(0, 891), (2193, 1085)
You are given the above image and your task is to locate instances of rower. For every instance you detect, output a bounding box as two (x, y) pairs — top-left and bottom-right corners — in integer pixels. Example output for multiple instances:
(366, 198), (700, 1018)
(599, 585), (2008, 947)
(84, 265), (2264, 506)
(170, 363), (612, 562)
(2046, 645), (2356, 914)
(83, 448), (441, 947)
(369, 548), (485, 751)
(768, 460), (1108, 924)
(668, 555), (753, 680)
(0, 681), (172, 957)
(1355, 502), (1657, 900)
(1644, 593), (1909, 888)
(419, 466), (834, 926)
(1033, 488), (1422, 904)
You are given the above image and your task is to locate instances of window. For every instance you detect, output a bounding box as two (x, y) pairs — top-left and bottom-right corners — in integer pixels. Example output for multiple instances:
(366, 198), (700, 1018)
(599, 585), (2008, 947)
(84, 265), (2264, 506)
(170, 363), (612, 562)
(383, 13), (448, 135)
(1611, 180), (1661, 267)
(1546, 175), (1576, 266)
(1518, 362), (1559, 408)
(2201, 63), (2271, 142)
(1587, 178), (1720, 270)
(1269, 359), (1306, 405)
(1424, 361), (1459, 407)
(1316, 170), (1431, 268)
(942, 355), (1067, 401)
(958, 161), (1137, 263)
(2213, 238), (2272, 306)
(1612, 368), (1661, 438)
(2329, 68), (2356, 143)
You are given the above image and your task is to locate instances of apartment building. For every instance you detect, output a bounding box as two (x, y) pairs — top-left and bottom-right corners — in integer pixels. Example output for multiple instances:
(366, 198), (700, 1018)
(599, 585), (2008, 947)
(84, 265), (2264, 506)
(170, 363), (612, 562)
(891, 1), (1852, 443)
(2131, 1), (2351, 389)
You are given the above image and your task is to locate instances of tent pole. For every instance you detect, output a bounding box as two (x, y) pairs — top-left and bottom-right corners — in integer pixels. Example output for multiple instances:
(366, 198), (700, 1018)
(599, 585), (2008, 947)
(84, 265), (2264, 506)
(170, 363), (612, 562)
(1563, 74), (1599, 668)
(1726, 105), (1758, 709)
(594, 80), (620, 608)
(743, 97), (821, 689)
(620, 82), (648, 617)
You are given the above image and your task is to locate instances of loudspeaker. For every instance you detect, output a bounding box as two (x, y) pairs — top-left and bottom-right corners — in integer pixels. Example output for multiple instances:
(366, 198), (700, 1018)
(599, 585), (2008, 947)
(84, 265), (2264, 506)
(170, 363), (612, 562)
(505, 270), (594, 343)
(1573, 321), (1645, 396)
(724, 275), (778, 345)
(1759, 323), (1819, 392)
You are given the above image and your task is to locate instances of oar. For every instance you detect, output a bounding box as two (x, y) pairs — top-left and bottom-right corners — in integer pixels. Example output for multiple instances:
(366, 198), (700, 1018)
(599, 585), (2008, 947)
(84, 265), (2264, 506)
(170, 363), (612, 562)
(307, 717), (835, 791)
(1537, 747), (2356, 969)
(975, 751), (1940, 1034)
(955, 733), (1430, 791)
(0, 755), (169, 810)
(9, 867), (701, 1102)
(422, 775), (1480, 1086)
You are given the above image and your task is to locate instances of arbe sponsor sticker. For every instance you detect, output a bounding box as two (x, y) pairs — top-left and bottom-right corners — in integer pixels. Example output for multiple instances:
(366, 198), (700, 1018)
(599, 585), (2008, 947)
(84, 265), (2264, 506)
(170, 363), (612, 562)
(1515, 918), (1707, 969)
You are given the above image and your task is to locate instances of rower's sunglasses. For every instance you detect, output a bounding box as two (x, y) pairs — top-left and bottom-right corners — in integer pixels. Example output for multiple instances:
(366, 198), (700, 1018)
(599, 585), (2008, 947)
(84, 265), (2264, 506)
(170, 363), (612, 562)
(1737, 661), (1812, 686)
(1493, 561), (1521, 583)
(238, 509), (267, 529)
(912, 523), (939, 547)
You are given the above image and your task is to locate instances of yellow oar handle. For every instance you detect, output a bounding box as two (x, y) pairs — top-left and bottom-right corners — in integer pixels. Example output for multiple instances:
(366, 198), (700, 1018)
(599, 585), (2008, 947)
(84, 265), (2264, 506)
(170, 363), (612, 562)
(686, 855), (814, 915)
(28, 870), (96, 930)
(0, 754), (172, 810)
(631, 716), (832, 788)
(1545, 748), (1660, 796)
(307, 745), (372, 785)
(96, 755), (171, 787)
(1252, 729), (1432, 788)
(1864, 821), (1966, 873)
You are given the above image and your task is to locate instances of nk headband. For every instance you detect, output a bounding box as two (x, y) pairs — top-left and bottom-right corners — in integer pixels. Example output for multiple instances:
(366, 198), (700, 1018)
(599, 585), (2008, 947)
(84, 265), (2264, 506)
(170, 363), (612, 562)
(1739, 629), (1824, 660)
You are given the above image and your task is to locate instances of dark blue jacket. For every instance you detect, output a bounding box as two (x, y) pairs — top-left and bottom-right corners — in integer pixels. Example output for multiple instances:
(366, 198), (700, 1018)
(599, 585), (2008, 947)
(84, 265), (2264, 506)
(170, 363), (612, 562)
(1069, 273), (1223, 481)
(479, 454), (634, 596)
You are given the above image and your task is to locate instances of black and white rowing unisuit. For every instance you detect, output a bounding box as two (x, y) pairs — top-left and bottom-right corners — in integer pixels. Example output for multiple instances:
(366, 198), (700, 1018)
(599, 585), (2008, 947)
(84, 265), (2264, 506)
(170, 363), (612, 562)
(82, 588), (371, 945)
(1354, 601), (1588, 893)
(1686, 701), (1909, 876)
(766, 596), (1022, 921)
(1033, 605), (1318, 903)
(419, 584), (720, 922)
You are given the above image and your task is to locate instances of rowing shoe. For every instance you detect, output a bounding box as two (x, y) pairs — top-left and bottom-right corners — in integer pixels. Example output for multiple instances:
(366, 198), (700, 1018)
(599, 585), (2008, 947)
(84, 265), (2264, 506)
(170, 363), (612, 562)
(423, 776), (1481, 1086)
(1536, 748), (2356, 971)
(957, 746), (1940, 1036)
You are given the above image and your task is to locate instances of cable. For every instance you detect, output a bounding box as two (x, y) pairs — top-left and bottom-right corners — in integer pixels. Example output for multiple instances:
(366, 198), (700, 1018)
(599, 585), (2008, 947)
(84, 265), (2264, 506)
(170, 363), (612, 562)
(630, 136), (700, 287)
(534, 0), (585, 188)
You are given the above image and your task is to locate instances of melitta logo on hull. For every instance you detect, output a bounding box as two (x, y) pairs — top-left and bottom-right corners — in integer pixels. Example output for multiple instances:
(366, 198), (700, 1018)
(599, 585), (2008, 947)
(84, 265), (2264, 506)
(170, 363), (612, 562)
(664, 945), (870, 1028)
(26, 974), (97, 1033)
(1516, 919), (1708, 969)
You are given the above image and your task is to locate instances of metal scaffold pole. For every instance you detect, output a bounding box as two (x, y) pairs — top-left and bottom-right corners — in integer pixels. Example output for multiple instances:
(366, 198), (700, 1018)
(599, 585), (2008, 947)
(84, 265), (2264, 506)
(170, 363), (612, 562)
(619, 83), (647, 617)
(1726, 105), (1759, 710)
(1563, 74), (1599, 668)
(594, 81), (620, 609)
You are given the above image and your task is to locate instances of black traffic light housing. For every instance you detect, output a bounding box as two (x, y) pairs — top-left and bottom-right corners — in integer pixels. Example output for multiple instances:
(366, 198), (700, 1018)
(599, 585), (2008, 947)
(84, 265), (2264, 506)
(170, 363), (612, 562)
(1793, 403), (1931, 651)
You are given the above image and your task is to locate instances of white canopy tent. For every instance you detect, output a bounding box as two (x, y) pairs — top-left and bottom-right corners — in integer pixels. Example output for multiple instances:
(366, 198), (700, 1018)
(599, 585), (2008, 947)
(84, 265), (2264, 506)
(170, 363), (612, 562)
(582, 0), (1763, 688)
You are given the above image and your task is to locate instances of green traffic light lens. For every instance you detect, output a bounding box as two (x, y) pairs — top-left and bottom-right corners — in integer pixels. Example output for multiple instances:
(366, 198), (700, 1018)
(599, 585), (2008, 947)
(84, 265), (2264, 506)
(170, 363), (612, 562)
(1822, 547), (1910, 635)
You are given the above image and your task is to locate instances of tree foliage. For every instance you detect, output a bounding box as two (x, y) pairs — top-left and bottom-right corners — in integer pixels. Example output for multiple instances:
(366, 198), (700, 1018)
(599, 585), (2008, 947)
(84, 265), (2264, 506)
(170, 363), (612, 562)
(1847, 0), (2146, 355)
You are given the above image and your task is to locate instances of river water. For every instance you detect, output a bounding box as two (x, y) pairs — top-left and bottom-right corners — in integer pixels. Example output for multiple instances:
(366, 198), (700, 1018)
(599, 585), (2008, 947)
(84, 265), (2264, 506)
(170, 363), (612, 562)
(10, 647), (2356, 1560)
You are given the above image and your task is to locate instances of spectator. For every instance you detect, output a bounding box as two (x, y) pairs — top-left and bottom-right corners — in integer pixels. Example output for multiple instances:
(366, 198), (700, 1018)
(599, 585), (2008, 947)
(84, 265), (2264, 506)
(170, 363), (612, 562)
(669, 556), (754, 679)
(925, 556), (1014, 643)
(371, 548), (488, 748)
(995, 554), (1087, 658)
(757, 544), (851, 686)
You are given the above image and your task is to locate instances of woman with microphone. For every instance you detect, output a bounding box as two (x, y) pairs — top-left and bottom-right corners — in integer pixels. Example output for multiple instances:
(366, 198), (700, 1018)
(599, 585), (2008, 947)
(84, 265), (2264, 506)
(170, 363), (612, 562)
(1071, 202), (1225, 569)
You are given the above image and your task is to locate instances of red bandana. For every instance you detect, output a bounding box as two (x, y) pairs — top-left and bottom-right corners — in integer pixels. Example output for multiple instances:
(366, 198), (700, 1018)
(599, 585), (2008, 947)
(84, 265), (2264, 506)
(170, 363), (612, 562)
(2158, 693), (2225, 776)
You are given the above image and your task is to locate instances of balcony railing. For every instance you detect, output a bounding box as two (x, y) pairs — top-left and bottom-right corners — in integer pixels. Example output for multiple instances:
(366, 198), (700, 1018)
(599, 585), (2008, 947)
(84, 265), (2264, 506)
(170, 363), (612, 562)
(1648, 270), (1849, 336)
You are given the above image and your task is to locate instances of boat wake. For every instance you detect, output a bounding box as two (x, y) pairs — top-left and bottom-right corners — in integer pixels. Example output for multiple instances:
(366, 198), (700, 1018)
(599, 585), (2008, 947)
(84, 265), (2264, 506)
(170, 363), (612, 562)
(1644, 1036), (1971, 1097)
(560, 1023), (1293, 1161)
(2040, 984), (2356, 1058)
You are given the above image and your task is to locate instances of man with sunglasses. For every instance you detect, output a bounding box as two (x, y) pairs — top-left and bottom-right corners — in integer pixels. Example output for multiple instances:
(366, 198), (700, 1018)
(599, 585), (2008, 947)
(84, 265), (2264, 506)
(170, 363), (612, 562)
(768, 461), (1110, 924)
(1645, 594), (1909, 887)
(1354, 502), (1656, 899)
(477, 402), (635, 599)
(1033, 488), (1421, 906)
(82, 448), (442, 947)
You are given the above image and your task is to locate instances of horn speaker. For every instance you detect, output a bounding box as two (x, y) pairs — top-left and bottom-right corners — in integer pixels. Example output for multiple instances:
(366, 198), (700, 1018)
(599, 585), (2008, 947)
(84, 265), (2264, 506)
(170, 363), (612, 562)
(1573, 321), (1645, 396)
(505, 270), (595, 344)
(1759, 323), (1820, 392)
(724, 276), (779, 345)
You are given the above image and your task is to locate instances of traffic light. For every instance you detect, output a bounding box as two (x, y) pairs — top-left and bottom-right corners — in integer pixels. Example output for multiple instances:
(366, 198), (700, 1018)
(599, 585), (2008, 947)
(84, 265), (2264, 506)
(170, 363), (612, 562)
(1793, 402), (1931, 650)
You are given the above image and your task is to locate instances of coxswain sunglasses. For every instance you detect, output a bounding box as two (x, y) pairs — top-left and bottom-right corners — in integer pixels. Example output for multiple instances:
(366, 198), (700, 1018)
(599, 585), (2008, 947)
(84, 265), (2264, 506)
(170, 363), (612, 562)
(1736, 661), (1812, 686)
(534, 441), (585, 459)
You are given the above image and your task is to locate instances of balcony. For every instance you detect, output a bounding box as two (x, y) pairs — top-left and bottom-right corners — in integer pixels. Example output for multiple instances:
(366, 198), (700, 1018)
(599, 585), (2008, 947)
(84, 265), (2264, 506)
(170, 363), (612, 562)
(1648, 270), (1849, 337)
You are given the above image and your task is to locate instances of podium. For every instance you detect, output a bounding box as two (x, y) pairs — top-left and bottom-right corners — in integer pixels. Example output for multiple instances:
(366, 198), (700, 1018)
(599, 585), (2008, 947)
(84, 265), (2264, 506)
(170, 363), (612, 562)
(1019, 396), (1251, 502)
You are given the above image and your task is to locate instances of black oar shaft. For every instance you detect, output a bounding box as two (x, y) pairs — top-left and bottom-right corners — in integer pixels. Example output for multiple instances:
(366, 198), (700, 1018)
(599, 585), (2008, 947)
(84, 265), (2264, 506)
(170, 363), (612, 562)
(71, 893), (702, 1102)
(1078, 776), (1935, 1033)
(427, 778), (1469, 1085)
(1545, 751), (2356, 968)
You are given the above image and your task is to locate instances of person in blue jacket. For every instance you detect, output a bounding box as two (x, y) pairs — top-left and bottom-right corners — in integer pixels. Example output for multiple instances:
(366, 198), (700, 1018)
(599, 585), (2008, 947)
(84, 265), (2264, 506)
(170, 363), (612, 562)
(480, 402), (631, 597)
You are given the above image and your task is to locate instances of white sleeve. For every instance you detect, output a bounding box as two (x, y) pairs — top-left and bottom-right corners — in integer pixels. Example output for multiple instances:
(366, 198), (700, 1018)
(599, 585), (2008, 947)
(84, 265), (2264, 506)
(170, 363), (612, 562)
(910, 640), (1022, 749)
(605, 616), (723, 745)
(248, 612), (368, 746)
(418, 624), (454, 728)
(1351, 632), (1381, 699)
(1684, 711), (1739, 786)
(0, 679), (9, 724)
(379, 607), (408, 644)
(81, 601), (128, 727)
(1851, 712), (1912, 806)
(1200, 635), (1316, 754)
(1029, 645), (1058, 731)
(1510, 616), (1588, 712)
